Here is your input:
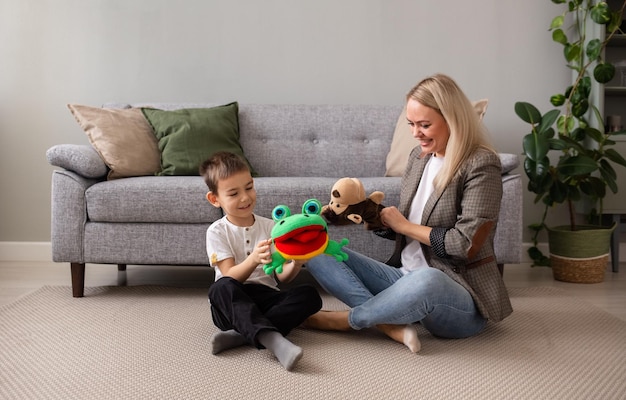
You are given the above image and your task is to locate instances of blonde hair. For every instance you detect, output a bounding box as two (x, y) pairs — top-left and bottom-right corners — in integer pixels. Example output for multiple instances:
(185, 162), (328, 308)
(406, 73), (495, 191)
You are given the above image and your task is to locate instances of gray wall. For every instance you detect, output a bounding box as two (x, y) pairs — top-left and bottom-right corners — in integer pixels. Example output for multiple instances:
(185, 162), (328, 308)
(0, 0), (568, 244)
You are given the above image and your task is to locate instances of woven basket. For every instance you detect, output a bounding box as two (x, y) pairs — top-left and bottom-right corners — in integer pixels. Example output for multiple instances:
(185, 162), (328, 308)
(547, 224), (615, 284)
(550, 254), (608, 283)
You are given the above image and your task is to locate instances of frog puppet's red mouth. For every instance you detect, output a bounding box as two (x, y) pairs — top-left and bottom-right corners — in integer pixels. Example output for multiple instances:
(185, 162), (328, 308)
(273, 224), (328, 257)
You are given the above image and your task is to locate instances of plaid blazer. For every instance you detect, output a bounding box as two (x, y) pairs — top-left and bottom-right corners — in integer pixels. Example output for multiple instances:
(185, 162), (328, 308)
(387, 147), (513, 322)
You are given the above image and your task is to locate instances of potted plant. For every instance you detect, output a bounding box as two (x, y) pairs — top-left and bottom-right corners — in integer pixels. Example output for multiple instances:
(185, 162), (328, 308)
(515, 0), (626, 282)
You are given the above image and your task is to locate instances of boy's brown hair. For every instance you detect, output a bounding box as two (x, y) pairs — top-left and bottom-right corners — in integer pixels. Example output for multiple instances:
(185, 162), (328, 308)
(199, 151), (251, 194)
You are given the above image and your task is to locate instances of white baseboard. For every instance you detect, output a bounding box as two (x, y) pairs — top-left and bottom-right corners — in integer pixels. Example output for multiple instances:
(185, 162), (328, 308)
(0, 242), (53, 262)
(0, 241), (624, 263)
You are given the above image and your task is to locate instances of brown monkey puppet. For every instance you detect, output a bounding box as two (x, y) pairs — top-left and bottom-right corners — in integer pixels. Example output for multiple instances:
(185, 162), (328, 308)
(321, 177), (386, 231)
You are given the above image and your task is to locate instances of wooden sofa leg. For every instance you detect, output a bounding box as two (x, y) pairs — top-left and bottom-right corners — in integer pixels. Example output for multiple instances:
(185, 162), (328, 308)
(497, 263), (504, 277)
(118, 264), (127, 271)
(71, 263), (85, 298)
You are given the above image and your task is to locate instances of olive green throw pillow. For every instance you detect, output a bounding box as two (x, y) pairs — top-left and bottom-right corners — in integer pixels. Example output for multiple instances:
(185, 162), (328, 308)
(142, 102), (256, 176)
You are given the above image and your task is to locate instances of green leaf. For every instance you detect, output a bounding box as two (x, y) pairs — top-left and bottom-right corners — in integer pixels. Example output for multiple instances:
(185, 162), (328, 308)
(586, 176), (607, 198)
(565, 43), (581, 63)
(514, 102), (541, 124)
(586, 38), (602, 60)
(538, 109), (560, 133)
(552, 28), (567, 44)
(549, 179), (569, 203)
(571, 127), (586, 142)
(527, 247), (549, 267)
(608, 11), (622, 33)
(550, 15), (565, 30)
(558, 135), (585, 151)
(557, 155), (598, 176)
(523, 133), (549, 162)
(590, 2), (612, 24)
(557, 114), (575, 134)
(600, 159), (617, 180)
(543, 127), (557, 139)
(524, 157), (550, 194)
(572, 98), (589, 118)
(599, 165), (618, 193)
(584, 126), (604, 143)
(548, 137), (567, 150)
(594, 62), (616, 84)
(550, 94), (566, 106)
(605, 148), (626, 168)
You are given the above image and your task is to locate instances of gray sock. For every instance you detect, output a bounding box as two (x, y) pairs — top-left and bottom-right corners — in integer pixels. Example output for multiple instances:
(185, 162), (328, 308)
(211, 330), (247, 355)
(257, 330), (303, 371)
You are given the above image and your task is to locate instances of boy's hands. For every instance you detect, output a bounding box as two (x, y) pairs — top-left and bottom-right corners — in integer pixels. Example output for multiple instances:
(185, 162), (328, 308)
(250, 239), (273, 266)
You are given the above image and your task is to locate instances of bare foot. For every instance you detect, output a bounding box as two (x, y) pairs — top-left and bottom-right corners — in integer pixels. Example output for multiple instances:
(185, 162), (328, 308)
(302, 310), (351, 331)
(377, 324), (421, 353)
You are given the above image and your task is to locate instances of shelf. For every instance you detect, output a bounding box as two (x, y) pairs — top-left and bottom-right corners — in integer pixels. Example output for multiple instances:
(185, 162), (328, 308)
(605, 86), (626, 95)
(607, 34), (626, 46)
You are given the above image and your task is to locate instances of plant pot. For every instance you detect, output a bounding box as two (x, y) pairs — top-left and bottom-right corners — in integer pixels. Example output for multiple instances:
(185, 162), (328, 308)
(547, 223), (617, 283)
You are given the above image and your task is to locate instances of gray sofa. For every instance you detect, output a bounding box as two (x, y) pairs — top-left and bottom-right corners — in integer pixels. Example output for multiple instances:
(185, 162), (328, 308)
(47, 103), (523, 297)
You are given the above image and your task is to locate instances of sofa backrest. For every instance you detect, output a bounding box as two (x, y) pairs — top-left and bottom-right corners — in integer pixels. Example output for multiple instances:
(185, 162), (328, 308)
(238, 104), (402, 177)
(105, 102), (403, 178)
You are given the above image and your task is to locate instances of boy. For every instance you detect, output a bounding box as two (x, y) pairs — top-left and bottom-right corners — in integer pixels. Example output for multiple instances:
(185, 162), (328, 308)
(200, 151), (322, 371)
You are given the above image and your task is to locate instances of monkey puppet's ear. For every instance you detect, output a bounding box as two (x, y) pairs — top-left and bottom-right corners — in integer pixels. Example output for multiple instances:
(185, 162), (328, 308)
(368, 191), (384, 205)
(347, 214), (363, 224)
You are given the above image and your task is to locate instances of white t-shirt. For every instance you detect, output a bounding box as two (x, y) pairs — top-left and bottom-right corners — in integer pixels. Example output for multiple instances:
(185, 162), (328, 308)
(206, 214), (278, 289)
(400, 155), (444, 274)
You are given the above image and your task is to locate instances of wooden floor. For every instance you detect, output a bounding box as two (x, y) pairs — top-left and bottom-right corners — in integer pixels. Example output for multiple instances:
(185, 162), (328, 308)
(1, 261), (625, 321)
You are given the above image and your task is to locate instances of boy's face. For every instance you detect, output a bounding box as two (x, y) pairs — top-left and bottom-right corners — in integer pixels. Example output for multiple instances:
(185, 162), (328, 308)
(206, 170), (256, 227)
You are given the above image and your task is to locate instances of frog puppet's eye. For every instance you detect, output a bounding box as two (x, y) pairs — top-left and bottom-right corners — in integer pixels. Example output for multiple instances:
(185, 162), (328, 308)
(271, 205), (291, 222)
(302, 199), (322, 216)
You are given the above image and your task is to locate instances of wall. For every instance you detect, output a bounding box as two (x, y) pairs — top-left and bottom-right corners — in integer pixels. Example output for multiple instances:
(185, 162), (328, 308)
(0, 0), (569, 253)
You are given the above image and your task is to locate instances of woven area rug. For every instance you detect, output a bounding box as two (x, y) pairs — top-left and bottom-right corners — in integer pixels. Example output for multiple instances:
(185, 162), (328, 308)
(0, 286), (625, 400)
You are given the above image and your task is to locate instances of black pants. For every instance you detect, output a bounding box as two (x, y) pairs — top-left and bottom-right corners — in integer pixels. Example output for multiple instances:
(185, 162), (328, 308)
(208, 277), (322, 348)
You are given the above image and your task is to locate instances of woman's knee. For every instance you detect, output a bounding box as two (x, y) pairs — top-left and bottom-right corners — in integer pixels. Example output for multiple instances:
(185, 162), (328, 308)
(406, 267), (448, 288)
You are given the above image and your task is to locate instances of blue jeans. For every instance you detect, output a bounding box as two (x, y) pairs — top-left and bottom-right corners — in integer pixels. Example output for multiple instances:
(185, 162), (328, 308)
(306, 248), (487, 339)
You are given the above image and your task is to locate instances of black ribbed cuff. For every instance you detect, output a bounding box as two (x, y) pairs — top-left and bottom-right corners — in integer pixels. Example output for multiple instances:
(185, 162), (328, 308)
(430, 227), (449, 259)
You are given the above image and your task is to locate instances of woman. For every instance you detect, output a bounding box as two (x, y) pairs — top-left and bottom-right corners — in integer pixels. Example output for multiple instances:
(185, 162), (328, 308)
(304, 74), (512, 352)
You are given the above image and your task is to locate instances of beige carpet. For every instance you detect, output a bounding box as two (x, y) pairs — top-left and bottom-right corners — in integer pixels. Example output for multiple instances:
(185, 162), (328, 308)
(0, 286), (624, 400)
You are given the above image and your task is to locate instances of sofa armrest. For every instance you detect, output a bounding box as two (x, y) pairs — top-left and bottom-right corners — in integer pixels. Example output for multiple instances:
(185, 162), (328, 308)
(50, 170), (101, 263)
(46, 144), (108, 179)
(494, 173), (523, 264)
(498, 153), (519, 175)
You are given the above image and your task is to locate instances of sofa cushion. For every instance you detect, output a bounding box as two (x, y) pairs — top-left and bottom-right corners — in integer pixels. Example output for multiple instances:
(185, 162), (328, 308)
(67, 104), (161, 180)
(86, 176), (223, 223)
(141, 102), (257, 176)
(85, 175), (402, 227)
(385, 99), (489, 177)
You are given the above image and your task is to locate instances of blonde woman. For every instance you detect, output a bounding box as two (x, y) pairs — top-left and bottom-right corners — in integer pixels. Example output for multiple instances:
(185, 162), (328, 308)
(304, 74), (512, 352)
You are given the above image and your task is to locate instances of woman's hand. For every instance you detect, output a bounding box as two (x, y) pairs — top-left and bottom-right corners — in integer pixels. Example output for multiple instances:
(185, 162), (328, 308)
(380, 206), (408, 233)
(380, 206), (432, 245)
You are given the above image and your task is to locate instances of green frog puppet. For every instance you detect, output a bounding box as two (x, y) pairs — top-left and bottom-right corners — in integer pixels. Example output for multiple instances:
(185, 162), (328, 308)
(264, 199), (349, 275)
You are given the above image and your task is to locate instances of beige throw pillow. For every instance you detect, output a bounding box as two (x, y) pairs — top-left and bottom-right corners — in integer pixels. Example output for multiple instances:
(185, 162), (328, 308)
(384, 99), (489, 177)
(67, 104), (161, 180)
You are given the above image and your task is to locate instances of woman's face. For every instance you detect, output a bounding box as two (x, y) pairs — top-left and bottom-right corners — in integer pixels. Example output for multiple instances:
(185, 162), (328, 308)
(405, 98), (450, 158)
